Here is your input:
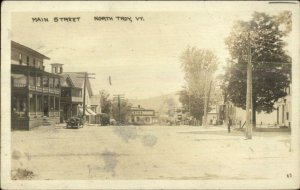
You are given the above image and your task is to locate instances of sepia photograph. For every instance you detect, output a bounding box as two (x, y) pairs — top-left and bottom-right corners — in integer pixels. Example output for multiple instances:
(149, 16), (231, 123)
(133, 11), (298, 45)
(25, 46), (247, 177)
(1, 1), (299, 189)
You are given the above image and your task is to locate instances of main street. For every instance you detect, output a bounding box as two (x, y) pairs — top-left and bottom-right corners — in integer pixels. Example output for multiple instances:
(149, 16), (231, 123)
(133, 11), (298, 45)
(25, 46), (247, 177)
(11, 125), (293, 180)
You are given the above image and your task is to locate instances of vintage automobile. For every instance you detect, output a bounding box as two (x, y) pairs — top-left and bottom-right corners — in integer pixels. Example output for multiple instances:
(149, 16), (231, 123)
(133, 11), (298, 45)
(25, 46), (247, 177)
(66, 116), (84, 129)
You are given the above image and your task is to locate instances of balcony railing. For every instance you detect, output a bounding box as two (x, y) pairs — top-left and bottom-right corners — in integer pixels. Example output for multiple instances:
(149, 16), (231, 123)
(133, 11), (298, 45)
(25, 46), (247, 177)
(36, 87), (43, 92)
(48, 111), (60, 117)
(71, 96), (82, 102)
(12, 83), (27, 88)
(13, 83), (61, 95)
(28, 111), (59, 117)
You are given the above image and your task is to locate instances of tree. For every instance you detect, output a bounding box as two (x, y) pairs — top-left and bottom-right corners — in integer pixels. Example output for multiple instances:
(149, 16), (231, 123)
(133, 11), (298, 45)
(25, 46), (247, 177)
(112, 99), (132, 124)
(180, 47), (218, 124)
(179, 88), (204, 121)
(223, 12), (292, 126)
(99, 90), (112, 115)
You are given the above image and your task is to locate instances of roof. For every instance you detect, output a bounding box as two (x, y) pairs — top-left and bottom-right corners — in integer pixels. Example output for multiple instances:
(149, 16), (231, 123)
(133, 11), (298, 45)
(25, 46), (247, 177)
(11, 64), (61, 78)
(208, 109), (217, 114)
(11, 41), (50, 60)
(130, 106), (155, 112)
(51, 63), (63, 66)
(60, 72), (94, 95)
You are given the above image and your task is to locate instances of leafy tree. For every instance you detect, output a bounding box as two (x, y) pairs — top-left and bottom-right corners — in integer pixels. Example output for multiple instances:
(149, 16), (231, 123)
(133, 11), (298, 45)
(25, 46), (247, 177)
(223, 12), (292, 126)
(179, 47), (218, 124)
(112, 99), (132, 124)
(179, 88), (204, 120)
(99, 90), (112, 115)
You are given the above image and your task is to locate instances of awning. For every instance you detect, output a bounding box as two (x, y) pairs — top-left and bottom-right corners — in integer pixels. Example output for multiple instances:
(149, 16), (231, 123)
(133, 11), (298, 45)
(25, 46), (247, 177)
(86, 108), (96, 116)
(78, 107), (96, 116)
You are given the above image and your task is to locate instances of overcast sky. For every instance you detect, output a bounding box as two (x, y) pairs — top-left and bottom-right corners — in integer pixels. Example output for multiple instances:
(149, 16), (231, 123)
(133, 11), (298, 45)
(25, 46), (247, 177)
(11, 2), (294, 99)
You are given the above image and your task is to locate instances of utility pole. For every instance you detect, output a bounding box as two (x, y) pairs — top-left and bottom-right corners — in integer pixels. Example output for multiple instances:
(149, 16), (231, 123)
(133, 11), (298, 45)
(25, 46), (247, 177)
(203, 69), (212, 127)
(113, 94), (125, 125)
(77, 72), (95, 123)
(188, 91), (191, 116)
(245, 32), (253, 139)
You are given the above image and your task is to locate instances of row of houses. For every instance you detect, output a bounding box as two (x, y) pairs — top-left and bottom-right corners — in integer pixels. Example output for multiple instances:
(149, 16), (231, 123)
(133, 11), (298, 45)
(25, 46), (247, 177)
(11, 41), (160, 130)
(11, 41), (101, 130)
(204, 87), (292, 128)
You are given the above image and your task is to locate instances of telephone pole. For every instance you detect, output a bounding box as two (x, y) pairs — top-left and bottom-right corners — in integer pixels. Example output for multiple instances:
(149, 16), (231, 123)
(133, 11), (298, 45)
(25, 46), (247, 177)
(77, 72), (95, 122)
(203, 73), (208, 127)
(245, 32), (253, 139)
(113, 94), (125, 125)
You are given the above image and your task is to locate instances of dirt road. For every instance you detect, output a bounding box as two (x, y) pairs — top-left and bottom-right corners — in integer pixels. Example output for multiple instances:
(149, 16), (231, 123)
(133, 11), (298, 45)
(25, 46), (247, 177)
(11, 125), (294, 180)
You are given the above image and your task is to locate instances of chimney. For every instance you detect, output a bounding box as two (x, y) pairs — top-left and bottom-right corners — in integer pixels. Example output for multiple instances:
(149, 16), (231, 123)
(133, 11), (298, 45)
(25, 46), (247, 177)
(138, 105), (141, 108)
(51, 63), (64, 74)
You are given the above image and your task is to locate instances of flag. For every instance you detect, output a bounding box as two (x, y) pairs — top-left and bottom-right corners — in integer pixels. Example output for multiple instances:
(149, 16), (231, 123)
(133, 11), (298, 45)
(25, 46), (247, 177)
(109, 76), (112, 86)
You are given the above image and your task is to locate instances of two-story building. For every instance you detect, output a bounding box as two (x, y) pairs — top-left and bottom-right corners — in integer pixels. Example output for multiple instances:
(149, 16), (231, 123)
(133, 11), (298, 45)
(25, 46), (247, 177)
(51, 64), (96, 123)
(128, 105), (158, 125)
(11, 41), (61, 130)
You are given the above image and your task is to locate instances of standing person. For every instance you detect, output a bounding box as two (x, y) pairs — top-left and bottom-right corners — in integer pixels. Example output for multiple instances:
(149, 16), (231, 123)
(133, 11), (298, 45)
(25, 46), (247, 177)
(228, 117), (232, 133)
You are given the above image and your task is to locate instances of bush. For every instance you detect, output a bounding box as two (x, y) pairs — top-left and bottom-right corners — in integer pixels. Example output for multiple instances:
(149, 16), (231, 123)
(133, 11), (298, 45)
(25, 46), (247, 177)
(100, 113), (110, 126)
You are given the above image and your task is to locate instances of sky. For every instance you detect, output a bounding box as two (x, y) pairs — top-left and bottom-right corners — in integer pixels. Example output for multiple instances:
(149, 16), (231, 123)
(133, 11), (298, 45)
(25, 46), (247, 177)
(11, 2), (294, 99)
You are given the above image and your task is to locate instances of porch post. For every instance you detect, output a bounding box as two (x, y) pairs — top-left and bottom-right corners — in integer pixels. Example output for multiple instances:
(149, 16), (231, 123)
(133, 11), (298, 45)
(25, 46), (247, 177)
(54, 96), (56, 116)
(27, 69), (30, 117)
(48, 76), (50, 117)
(35, 94), (37, 116)
(48, 95), (50, 117)
(42, 95), (44, 116)
(58, 77), (61, 118)
(58, 97), (60, 117)
(70, 103), (73, 117)
(41, 75), (44, 116)
(35, 71), (38, 116)
(27, 94), (30, 117)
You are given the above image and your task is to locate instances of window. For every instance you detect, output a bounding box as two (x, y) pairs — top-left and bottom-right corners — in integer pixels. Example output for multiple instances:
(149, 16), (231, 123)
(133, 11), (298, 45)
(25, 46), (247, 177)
(12, 74), (27, 87)
(36, 76), (41, 87)
(19, 53), (22, 64)
(55, 67), (57, 73)
(29, 76), (35, 86)
(60, 67), (63, 73)
(43, 77), (49, 87)
(30, 94), (36, 113)
(55, 97), (59, 111)
(11, 96), (27, 117)
(61, 89), (70, 97)
(49, 78), (54, 88)
(33, 59), (36, 66)
(26, 56), (29, 65)
(287, 112), (289, 120)
(54, 78), (59, 88)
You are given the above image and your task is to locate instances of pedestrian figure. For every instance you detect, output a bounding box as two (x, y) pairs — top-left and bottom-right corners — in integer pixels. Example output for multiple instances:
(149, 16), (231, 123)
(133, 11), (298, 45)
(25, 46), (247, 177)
(228, 117), (232, 133)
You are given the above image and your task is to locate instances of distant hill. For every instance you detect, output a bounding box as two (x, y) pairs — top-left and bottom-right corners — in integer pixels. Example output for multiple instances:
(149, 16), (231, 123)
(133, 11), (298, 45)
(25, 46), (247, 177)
(128, 92), (182, 115)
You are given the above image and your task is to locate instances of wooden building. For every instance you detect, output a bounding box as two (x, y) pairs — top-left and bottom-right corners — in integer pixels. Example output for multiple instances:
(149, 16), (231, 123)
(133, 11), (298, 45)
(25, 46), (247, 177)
(129, 105), (158, 125)
(89, 95), (102, 124)
(11, 41), (61, 130)
(275, 84), (291, 127)
(51, 64), (96, 123)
